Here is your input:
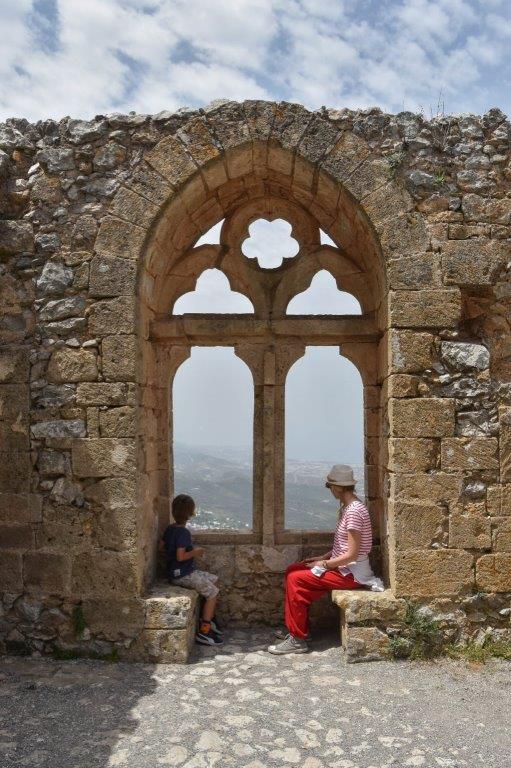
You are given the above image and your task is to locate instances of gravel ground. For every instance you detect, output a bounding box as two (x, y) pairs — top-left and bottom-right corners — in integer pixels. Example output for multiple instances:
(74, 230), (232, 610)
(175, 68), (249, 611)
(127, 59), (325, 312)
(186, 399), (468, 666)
(1, 628), (510, 768)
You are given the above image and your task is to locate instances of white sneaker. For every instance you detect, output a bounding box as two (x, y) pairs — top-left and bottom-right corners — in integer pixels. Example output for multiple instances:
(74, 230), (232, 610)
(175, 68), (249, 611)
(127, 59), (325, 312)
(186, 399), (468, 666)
(274, 627), (311, 641)
(268, 634), (309, 655)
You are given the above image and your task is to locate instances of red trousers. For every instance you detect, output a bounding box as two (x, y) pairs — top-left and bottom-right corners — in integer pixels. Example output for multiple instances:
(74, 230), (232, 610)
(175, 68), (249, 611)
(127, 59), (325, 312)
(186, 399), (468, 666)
(284, 562), (365, 639)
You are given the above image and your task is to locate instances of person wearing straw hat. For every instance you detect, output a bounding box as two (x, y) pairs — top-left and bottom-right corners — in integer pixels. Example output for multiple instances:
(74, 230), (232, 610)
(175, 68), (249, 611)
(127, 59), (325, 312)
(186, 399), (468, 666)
(268, 464), (383, 655)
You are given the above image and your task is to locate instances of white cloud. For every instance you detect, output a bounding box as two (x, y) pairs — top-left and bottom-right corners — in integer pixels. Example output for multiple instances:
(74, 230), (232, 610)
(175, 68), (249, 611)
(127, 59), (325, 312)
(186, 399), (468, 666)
(0, 0), (509, 121)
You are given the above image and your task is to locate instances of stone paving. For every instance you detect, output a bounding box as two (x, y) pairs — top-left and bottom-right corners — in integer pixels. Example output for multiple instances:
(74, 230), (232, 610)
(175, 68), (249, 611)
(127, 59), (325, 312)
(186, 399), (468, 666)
(1, 628), (510, 768)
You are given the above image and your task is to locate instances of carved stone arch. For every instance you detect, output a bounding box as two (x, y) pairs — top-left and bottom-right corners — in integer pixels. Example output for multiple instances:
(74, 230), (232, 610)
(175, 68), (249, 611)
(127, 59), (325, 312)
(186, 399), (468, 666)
(92, 100), (433, 598)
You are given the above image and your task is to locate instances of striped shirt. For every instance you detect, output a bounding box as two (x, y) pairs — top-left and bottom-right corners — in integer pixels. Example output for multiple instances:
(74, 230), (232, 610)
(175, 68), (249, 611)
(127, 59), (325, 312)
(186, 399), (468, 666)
(331, 500), (372, 559)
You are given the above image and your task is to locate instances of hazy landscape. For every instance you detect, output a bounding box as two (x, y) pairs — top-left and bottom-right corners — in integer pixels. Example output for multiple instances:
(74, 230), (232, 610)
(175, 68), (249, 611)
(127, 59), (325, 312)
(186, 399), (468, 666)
(174, 443), (364, 531)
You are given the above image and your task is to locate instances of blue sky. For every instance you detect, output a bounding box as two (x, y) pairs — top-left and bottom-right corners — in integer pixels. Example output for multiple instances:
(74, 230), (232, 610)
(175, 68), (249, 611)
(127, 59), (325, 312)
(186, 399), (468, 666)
(0, 0), (510, 121)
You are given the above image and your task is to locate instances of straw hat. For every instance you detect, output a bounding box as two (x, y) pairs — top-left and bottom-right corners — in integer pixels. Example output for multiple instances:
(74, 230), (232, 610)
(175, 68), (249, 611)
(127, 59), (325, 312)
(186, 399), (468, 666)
(326, 464), (357, 487)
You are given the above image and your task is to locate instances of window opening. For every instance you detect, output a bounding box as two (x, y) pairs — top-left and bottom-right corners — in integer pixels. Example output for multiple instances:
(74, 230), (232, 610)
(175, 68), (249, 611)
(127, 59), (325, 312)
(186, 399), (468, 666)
(320, 229), (337, 247)
(173, 269), (254, 314)
(285, 347), (364, 530)
(242, 218), (299, 269)
(286, 270), (362, 315)
(195, 220), (224, 246)
(173, 347), (253, 530)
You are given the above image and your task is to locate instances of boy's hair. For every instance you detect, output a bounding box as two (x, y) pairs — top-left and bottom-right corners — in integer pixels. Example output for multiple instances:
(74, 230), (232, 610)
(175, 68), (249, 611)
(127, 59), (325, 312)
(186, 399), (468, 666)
(171, 494), (195, 524)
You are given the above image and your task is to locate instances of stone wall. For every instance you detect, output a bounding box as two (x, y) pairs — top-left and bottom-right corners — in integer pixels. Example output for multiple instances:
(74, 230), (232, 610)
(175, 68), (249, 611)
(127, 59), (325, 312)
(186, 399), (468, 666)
(0, 101), (510, 658)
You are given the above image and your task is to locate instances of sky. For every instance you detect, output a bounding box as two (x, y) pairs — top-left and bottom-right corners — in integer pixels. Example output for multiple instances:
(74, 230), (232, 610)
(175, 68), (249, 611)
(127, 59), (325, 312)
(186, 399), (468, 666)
(1, 0), (508, 462)
(0, 0), (510, 121)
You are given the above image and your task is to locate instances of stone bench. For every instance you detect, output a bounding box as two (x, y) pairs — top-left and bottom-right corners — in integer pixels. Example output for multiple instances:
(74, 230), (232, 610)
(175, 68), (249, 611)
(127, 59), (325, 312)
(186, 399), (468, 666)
(129, 582), (199, 663)
(331, 589), (406, 663)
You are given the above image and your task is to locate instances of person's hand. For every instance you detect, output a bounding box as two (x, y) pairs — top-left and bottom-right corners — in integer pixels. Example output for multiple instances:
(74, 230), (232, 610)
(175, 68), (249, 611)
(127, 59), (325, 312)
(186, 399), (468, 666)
(194, 546), (205, 557)
(306, 560), (325, 570)
(300, 557), (316, 564)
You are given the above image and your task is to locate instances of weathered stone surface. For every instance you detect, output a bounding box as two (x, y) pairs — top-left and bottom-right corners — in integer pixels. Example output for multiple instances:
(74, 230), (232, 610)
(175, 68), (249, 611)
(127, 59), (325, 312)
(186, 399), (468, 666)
(144, 584), (197, 630)
(129, 628), (190, 663)
(387, 330), (434, 374)
(72, 438), (136, 477)
(389, 398), (455, 438)
(0, 350), (29, 383)
(441, 438), (499, 471)
(500, 407), (511, 483)
(102, 335), (137, 381)
(0, 451), (30, 493)
(389, 290), (462, 328)
(493, 517), (511, 552)
(332, 589), (406, 623)
(94, 216), (147, 261)
(0, 493), (42, 524)
(394, 550), (474, 597)
(441, 342), (490, 371)
(67, 118), (107, 143)
(0, 221), (34, 256)
(476, 554), (511, 591)
(387, 254), (438, 289)
(0, 551), (23, 591)
(84, 476), (137, 509)
(39, 296), (86, 321)
(392, 473), (461, 505)
(88, 297), (136, 336)
(47, 347), (98, 383)
(36, 147), (75, 172)
(76, 382), (129, 406)
(38, 449), (70, 477)
(23, 552), (71, 595)
(442, 240), (507, 285)
(36, 262), (74, 296)
(449, 514), (492, 549)
(342, 625), (391, 662)
(72, 551), (138, 598)
(81, 599), (145, 640)
(89, 255), (137, 297)
(31, 419), (85, 441)
(389, 501), (445, 550)
(388, 438), (437, 472)
(99, 407), (136, 437)
(236, 546), (300, 574)
(0, 524), (34, 549)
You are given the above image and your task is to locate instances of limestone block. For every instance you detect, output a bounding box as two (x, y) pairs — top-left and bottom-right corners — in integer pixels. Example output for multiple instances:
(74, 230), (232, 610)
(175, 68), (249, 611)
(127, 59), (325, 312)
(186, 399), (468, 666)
(392, 473), (461, 505)
(99, 407), (136, 437)
(332, 589), (406, 623)
(94, 215), (147, 261)
(0, 451), (30, 493)
(0, 350), (29, 383)
(320, 131), (370, 182)
(196, 544), (236, 585)
(31, 420), (86, 446)
(76, 382), (129, 406)
(388, 501), (445, 550)
(0, 383), (29, 419)
(23, 551), (71, 595)
(129, 629), (190, 663)
(388, 438), (437, 472)
(235, 545), (300, 574)
(0, 551), (23, 591)
(89, 255), (138, 298)
(378, 212), (430, 256)
(441, 438), (499, 472)
(342, 625), (391, 662)
(385, 374), (420, 398)
(144, 585), (198, 630)
(492, 517), (511, 552)
(387, 254), (438, 289)
(442, 240), (507, 286)
(243, 99), (276, 140)
(389, 398), (455, 438)
(102, 335), (137, 381)
(84, 476), (137, 510)
(71, 551), (138, 598)
(47, 348), (98, 383)
(39, 296), (86, 321)
(449, 514), (492, 549)
(499, 407), (511, 483)
(81, 599), (145, 640)
(72, 438), (136, 477)
(145, 134), (198, 187)
(476, 554), (511, 592)
(0, 422), (28, 451)
(393, 550), (474, 597)
(109, 187), (159, 229)
(0, 492), (42, 524)
(387, 329), (435, 374)
(88, 297), (136, 336)
(486, 485), (505, 516)
(125, 161), (174, 206)
(389, 290), (462, 328)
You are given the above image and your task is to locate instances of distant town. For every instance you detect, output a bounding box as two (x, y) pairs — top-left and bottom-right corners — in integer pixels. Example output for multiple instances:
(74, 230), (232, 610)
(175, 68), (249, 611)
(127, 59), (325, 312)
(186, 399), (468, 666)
(174, 443), (365, 531)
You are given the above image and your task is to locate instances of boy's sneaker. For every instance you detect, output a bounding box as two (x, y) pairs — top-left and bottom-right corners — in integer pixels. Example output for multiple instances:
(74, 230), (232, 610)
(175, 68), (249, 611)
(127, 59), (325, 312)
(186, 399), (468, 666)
(210, 617), (223, 636)
(196, 623), (223, 646)
(268, 634), (308, 655)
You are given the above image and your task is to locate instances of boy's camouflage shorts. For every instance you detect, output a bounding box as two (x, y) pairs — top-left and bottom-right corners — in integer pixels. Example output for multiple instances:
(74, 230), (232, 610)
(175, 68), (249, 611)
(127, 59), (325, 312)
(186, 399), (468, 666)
(171, 569), (219, 599)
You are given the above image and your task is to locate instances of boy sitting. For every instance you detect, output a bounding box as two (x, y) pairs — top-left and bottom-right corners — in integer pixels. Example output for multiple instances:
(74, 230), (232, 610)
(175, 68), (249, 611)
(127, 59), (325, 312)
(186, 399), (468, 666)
(162, 493), (223, 646)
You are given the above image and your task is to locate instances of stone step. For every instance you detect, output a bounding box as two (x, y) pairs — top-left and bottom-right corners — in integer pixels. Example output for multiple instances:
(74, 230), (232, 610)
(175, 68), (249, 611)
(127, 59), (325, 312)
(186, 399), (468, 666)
(129, 582), (199, 663)
(331, 589), (406, 663)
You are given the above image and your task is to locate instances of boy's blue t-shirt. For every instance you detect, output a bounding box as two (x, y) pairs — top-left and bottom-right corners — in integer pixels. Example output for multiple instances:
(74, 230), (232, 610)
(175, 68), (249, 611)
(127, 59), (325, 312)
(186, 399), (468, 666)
(162, 524), (194, 579)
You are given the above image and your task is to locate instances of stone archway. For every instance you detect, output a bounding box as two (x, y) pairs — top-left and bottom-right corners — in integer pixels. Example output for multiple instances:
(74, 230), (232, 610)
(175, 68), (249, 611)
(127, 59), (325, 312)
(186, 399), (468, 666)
(91, 101), (439, 617)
